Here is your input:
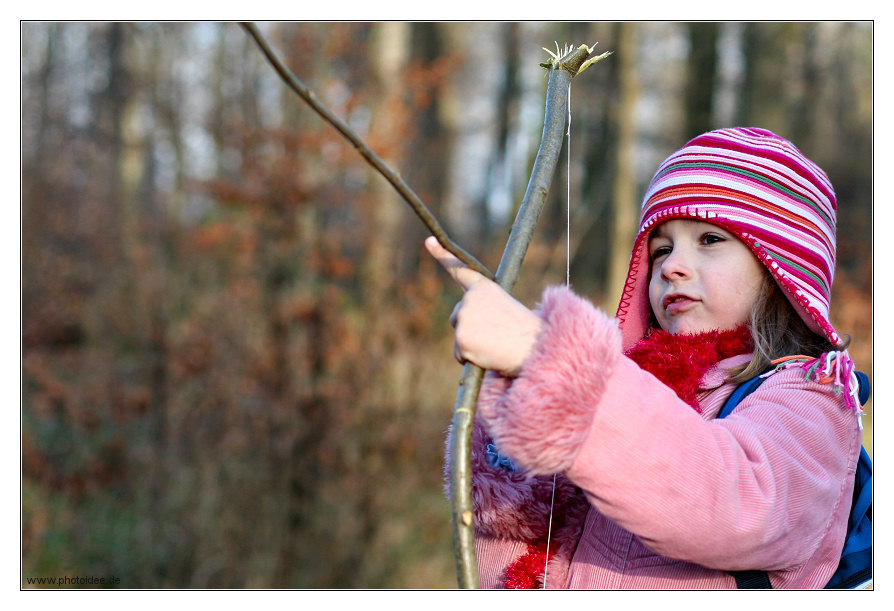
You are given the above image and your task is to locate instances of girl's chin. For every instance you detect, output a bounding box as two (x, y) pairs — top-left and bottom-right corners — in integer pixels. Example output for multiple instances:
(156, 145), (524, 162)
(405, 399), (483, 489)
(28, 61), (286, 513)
(661, 319), (701, 335)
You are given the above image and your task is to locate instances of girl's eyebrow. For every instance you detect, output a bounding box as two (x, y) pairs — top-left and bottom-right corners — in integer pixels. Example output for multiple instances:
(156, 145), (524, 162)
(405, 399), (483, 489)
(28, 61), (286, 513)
(649, 225), (669, 240)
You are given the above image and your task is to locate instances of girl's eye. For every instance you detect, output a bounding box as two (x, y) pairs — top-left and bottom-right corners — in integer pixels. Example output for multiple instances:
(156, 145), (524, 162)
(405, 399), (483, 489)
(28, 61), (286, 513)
(702, 233), (725, 245)
(650, 245), (672, 260)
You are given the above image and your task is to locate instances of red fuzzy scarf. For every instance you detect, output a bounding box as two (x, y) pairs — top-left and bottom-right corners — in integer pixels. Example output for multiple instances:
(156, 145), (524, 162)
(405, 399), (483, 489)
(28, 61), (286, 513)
(624, 326), (753, 412)
(502, 326), (752, 589)
(503, 538), (557, 589)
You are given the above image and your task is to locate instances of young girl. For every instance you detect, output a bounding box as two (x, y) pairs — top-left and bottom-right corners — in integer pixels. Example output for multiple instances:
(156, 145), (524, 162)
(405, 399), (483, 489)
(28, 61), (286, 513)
(425, 127), (866, 589)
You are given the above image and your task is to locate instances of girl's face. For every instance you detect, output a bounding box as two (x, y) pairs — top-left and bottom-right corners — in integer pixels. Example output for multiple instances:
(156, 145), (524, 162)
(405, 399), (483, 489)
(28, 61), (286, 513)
(648, 219), (766, 335)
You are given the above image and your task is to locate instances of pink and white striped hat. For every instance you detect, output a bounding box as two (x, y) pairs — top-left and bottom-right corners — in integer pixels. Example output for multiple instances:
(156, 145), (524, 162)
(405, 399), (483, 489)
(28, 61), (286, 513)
(616, 127), (843, 350)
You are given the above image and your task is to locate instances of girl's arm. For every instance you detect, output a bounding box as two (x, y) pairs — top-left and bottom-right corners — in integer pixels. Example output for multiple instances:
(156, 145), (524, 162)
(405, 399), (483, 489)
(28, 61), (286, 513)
(426, 237), (859, 572)
(480, 284), (860, 572)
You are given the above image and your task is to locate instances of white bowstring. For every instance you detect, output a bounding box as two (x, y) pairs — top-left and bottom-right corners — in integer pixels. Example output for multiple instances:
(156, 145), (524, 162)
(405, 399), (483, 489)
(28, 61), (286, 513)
(566, 82), (572, 286)
(543, 81), (572, 590)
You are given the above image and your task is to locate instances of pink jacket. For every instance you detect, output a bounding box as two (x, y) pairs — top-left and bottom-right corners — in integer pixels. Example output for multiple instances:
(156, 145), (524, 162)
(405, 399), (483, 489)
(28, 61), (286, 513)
(448, 286), (863, 589)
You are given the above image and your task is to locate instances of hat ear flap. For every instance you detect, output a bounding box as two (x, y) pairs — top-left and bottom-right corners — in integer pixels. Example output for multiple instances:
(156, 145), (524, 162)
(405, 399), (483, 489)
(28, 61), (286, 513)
(616, 128), (840, 348)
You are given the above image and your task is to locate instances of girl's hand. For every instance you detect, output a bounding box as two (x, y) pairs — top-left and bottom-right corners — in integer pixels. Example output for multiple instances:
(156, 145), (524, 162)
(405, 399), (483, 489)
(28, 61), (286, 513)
(424, 236), (542, 377)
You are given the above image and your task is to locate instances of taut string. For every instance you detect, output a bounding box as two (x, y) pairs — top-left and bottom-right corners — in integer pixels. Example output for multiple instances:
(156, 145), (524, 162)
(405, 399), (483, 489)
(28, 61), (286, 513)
(542, 80), (573, 589)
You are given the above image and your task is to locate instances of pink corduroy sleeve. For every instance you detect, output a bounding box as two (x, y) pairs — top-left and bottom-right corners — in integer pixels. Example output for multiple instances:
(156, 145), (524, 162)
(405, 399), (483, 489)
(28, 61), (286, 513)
(479, 285), (861, 572)
(476, 285), (622, 476)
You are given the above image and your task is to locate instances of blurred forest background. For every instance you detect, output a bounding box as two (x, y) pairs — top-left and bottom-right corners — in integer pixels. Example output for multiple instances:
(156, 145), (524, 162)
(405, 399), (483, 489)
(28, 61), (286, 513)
(21, 21), (872, 589)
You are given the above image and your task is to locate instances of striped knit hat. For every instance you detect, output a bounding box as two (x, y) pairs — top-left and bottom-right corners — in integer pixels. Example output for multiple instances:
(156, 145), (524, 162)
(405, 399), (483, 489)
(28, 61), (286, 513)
(616, 127), (843, 350)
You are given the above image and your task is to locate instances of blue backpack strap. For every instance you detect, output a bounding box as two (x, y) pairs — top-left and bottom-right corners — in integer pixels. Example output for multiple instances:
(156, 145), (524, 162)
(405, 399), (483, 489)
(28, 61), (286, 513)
(855, 370), (871, 406)
(838, 373), (872, 589)
(720, 369), (871, 419)
(717, 374), (767, 419)
(825, 445), (873, 589)
(719, 368), (872, 589)
(729, 570), (773, 589)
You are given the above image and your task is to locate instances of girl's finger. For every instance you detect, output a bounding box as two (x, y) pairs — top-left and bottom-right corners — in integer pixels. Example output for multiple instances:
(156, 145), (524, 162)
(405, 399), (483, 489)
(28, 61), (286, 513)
(453, 340), (466, 366)
(449, 301), (461, 328)
(424, 236), (486, 291)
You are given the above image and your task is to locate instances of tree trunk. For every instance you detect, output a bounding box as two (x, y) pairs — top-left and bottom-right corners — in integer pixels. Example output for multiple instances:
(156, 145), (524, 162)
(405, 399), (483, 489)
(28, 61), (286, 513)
(605, 23), (639, 311)
(354, 20), (413, 586)
(738, 23), (789, 129)
(684, 22), (719, 138)
(363, 22), (411, 302)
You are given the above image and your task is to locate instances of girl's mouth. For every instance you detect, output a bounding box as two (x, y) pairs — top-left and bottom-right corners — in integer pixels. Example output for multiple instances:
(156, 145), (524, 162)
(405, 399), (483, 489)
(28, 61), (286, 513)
(663, 294), (698, 316)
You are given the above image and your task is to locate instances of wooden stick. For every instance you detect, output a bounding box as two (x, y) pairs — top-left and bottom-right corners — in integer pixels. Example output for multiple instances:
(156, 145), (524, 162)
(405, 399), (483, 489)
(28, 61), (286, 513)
(240, 22), (495, 281)
(450, 43), (610, 589)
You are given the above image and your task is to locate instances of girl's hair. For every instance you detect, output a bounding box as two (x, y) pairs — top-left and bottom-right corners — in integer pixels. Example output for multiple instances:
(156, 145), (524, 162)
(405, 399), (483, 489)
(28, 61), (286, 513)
(727, 273), (849, 384)
(619, 128), (843, 352)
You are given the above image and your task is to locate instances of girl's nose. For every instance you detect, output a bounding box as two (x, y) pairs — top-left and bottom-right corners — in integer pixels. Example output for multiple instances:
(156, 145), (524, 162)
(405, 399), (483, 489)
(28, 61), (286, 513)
(659, 247), (693, 280)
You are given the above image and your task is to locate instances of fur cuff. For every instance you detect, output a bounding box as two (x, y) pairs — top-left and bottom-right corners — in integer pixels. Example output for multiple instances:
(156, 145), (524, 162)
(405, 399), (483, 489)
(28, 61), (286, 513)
(479, 285), (622, 476)
(445, 412), (590, 543)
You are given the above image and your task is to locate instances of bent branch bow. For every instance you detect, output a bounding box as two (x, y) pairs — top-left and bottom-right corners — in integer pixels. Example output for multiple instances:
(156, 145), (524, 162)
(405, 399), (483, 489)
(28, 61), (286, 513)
(240, 24), (610, 588)
(450, 43), (610, 589)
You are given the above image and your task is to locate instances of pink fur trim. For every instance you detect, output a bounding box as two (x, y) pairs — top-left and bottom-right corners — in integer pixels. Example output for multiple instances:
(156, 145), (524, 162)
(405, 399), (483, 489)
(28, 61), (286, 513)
(441, 285), (614, 580)
(478, 285), (622, 475)
(444, 410), (588, 543)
